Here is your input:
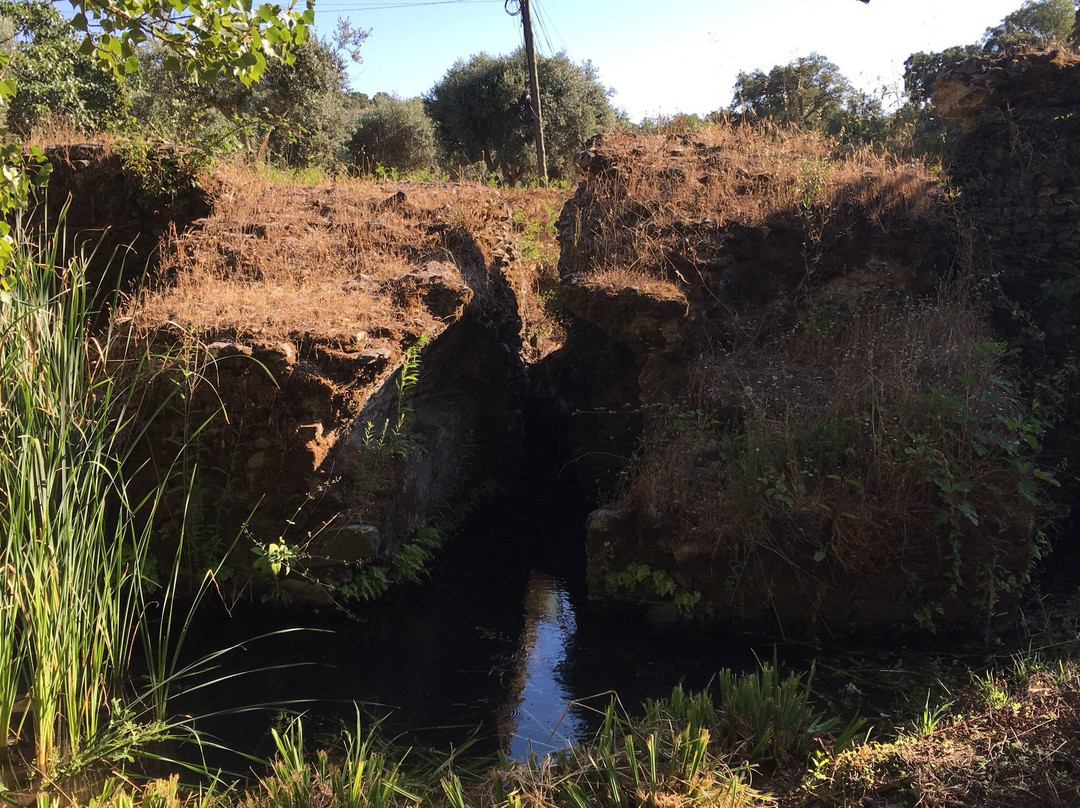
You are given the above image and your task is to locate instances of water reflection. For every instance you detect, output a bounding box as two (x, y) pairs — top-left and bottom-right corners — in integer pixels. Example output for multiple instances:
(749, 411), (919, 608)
(498, 571), (583, 758)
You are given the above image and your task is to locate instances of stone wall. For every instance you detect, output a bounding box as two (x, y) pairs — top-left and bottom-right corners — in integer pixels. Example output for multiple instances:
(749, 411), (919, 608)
(935, 47), (1080, 505)
(935, 48), (1080, 361)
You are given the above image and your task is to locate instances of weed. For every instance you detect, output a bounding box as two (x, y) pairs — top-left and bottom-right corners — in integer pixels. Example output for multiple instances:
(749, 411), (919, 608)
(603, 562), (706, 616)
(973, 672), (1009, 710)
(912, 691), (953, 736)
(246, 713), (420, 808)
(114, 137), (209, 201)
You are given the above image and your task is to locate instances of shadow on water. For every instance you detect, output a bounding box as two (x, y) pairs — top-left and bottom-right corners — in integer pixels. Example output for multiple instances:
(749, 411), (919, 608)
(175, 417), (766, 775)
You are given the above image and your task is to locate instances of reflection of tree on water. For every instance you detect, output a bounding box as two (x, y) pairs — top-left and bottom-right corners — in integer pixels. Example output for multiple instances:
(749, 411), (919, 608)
(496, 570), (584, 758)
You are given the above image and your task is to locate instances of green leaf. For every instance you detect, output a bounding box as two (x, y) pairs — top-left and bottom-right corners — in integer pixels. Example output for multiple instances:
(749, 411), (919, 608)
(123, 55), (140, 74)
(162, 54), (182, 71)
(0, 79), (15, 99)
(71, 11), (88, 30)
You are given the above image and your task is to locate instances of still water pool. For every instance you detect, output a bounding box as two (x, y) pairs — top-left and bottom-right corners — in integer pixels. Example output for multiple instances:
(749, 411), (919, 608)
(181, 484), (758, 770)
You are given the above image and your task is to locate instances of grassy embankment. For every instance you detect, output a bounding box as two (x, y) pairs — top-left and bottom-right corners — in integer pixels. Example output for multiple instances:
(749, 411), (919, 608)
(2, 124), (1077, 805)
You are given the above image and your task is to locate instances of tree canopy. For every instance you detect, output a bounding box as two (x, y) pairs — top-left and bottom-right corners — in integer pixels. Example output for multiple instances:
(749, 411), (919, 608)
(0, 0), (313, 274)
(0, 0), (127, 134)
(981, 0), (1077, 51)
(348, 95), (437, 175)
(424, 50), (617, 184)
(729, 53), (861, 134)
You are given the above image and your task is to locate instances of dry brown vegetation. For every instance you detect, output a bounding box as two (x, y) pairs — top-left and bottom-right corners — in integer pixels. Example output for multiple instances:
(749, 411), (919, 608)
(621, 294), (1045, 624)
(129, 165), (568, 361)
(797, 662), (1080, 807)
(559, 124), (947, 295)
(560, 124), (1055, 629)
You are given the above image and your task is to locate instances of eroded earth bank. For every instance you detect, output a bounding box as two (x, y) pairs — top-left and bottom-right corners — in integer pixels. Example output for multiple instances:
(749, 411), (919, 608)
(50, 49), (1080, 640)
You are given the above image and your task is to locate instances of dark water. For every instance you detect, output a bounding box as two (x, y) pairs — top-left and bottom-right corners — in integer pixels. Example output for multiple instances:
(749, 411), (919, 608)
(176, 487), (1079, 775)
(176, 478), (761, 772)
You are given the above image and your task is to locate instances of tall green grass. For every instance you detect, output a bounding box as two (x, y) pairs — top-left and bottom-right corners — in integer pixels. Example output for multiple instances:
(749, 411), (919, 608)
(0, 218), (200, 782)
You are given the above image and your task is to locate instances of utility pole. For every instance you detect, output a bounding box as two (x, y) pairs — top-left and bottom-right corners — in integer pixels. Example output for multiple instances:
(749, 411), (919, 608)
(518, 0), (547, 183)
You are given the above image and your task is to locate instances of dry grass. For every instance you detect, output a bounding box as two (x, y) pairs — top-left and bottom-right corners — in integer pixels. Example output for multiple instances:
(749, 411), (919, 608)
(21, 122), (127, 151)
(128, 164), (569, 359)
(797, 660), (1080, 808)
(559, 123), (947, 290)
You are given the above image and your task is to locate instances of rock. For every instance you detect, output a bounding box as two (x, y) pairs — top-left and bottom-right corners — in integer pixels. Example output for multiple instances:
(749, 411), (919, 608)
(206, 341), (253, 358)
(355, 347), (393, 370)
(382, 261), (473, 321)
(253, 341), (297, 368)
(560, 276), (688, 352)
(933, 48), (1080, 128)
(378, 190), (408, 210)
(306, 523), (381, 568)
(586, 508), (626, 539)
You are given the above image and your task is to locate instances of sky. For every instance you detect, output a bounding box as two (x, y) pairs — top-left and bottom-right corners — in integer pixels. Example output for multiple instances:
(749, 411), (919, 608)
(310, 0), (1029, 121)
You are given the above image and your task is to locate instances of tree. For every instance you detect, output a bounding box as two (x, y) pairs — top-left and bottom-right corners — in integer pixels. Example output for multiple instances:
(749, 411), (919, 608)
(982, 0), (1077, 51)
(347, 95), (437, 175)
(244, 36), (354, 166)
(0, 0), (312, 276)
(902, 45), (981, 107)
(424, 50), (617, 184)
(0, 0), (127, 134)
(730, 53), (853, 131)
(130, 27), (362, 168)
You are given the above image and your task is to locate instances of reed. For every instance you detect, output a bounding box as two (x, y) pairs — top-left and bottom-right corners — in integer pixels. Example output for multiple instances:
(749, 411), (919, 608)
(0, 215), (203, 782)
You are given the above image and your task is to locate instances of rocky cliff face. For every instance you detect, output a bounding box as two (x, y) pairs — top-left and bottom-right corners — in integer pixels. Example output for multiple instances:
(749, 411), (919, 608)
(934, 49), (1080, 509)
(53, 158), (567, 606)
(934, 48), (1080, 359)
(547, 125), (1051, 633)
(54, 50), (1077, 630)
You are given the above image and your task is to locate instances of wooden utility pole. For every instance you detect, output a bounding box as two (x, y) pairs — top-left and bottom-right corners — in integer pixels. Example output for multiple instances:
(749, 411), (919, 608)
(519, 0), (547, 183)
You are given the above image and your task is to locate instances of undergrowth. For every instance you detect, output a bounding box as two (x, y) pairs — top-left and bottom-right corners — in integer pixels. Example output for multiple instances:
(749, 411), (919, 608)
(620, 292), (1060, 628)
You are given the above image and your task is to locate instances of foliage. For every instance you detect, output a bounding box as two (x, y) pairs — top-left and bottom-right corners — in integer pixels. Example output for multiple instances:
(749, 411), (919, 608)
(243, 35), (355, 167)
(603, 562), (705, 616)
(347, 95), (437, 175)
(67, 0), (313, 87)
(498, 665), (826, 808)
(981, 0), (1077, 51)
(127, 42), (235, 144)
(424, 49), (617, 184)
(130, 34), (357, 167)
(0, 217), (207, 780)
(248, 714), (420, 808)
(730, 53), (854, 133)
(0, 0), (127, 134)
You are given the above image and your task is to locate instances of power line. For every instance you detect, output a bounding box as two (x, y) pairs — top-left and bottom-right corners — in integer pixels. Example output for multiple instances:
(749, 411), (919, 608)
(530, 0), (563, 57)
(313, 0), (498, 10)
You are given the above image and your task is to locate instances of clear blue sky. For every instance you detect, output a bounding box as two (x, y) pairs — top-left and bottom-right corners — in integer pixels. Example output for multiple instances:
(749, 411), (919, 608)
(310, 0), (1026, 121)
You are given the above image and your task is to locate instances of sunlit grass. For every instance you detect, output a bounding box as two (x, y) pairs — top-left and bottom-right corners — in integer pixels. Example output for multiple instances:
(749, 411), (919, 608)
(0, 214), (209, 785)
